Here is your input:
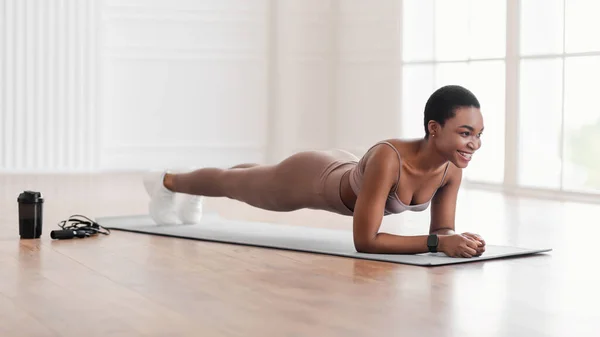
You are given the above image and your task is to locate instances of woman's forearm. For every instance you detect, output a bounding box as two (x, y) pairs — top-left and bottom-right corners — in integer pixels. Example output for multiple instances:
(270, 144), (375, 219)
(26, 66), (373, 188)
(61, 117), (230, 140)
(354, 232), (434, 254)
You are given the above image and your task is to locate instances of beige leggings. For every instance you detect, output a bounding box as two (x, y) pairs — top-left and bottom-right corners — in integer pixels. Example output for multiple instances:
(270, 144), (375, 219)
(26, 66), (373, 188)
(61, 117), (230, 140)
(171, 149), (358, 216)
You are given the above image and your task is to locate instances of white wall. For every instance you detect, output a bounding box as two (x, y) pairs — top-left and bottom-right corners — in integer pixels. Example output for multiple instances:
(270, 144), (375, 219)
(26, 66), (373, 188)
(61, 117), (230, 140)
(0, 0), (404, 172)
(335, 0), (402, 153)
(100, 0), (269, 170)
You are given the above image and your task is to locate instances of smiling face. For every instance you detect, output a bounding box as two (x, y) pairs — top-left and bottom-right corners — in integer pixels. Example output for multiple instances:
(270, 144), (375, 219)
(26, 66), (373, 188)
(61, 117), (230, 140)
(428, 106), (484, 168)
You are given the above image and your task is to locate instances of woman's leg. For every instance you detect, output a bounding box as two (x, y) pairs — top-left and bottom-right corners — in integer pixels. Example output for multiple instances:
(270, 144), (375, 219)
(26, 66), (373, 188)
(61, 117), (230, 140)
(166, 161), (299, 212)
(146, 150), (357, 224)
(166, 164), (277, 201)
(165, 151), (351, 212)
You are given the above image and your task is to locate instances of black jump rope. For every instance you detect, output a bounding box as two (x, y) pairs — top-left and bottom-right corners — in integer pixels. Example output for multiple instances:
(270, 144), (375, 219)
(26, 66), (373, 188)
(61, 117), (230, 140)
(50, 214), (111, 240)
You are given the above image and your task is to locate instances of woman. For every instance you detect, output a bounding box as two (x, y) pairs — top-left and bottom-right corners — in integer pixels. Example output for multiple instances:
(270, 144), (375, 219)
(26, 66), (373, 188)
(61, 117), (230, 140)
(143, 85), (486, 258)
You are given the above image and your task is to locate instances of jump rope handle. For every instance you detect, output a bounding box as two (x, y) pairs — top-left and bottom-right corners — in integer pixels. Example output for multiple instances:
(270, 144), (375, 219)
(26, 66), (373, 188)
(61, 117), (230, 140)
(50, 229), (90, 240)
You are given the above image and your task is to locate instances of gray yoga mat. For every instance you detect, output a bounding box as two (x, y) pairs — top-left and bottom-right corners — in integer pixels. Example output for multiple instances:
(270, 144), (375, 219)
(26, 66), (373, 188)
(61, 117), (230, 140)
(95, 214), (552, 266)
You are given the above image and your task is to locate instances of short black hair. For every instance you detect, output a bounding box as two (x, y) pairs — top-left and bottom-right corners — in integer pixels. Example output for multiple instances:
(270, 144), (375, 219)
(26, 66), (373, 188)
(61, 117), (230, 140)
(423, 85), (480, 138)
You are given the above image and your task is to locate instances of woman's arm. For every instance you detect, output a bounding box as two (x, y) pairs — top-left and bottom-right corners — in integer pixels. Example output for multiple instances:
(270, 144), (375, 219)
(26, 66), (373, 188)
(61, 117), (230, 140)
(429, 166), (486, 256)
(428, 165), (461, 235)
(352, 146), (432, 254)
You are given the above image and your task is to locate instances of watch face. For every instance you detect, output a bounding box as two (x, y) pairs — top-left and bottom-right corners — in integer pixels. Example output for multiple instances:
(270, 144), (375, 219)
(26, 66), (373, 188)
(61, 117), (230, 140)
(427, 234), (438, 247)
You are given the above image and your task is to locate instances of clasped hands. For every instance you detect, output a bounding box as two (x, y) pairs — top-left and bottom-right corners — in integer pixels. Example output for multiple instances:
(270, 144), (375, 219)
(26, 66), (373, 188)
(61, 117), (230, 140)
(439, 232), (486, 258)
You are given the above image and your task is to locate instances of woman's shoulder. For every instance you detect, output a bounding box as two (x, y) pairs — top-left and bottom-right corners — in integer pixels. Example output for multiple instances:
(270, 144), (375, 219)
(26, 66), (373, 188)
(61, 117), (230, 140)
(364, 138), (420, 159)
(354, 140), (404, 188)
(359, 138), (410, 169)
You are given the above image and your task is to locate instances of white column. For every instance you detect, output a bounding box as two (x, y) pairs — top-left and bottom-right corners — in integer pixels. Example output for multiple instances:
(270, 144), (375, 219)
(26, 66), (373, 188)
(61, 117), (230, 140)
(0, 0), (99, 172)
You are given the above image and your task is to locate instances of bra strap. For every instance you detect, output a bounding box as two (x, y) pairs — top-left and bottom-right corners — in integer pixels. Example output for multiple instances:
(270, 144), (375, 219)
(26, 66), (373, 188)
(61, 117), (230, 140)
(438, 162), (450, 187)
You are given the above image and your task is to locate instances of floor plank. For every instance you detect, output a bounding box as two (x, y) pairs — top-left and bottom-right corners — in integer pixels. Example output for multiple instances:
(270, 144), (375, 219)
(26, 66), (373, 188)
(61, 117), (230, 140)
(0, 173), (599, 337)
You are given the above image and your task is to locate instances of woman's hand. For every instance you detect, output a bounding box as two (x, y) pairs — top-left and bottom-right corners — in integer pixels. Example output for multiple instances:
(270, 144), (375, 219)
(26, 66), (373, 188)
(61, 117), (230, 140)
(439, 233), (486, 258)
(461, 232), (486, 256)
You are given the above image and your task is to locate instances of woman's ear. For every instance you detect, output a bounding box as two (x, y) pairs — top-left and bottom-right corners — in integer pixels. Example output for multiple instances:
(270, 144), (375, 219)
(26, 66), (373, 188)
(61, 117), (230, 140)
(427, 120), (439, 136)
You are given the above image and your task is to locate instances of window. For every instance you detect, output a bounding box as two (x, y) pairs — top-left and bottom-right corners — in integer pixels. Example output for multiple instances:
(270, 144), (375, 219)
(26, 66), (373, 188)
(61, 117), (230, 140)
(402, 0), (600, 196)
(519, 0), (600, 194)
(401, 0), (506, 184)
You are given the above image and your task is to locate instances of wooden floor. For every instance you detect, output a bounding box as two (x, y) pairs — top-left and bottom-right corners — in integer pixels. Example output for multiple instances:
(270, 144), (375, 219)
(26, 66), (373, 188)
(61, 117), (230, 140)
(1, 173), (599, 337)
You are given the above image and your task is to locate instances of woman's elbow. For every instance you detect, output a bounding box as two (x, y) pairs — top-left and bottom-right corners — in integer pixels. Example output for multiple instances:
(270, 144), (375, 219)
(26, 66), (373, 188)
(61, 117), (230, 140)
(353, 237), (377, 254)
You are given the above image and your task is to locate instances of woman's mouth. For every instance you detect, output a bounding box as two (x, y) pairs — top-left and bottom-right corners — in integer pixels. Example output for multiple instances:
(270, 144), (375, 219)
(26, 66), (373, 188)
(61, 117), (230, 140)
(457, 150), (473, 161)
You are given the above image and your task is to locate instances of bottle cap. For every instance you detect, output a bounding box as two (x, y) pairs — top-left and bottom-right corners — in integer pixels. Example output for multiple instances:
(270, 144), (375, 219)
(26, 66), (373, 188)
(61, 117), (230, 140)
(17, 191), (44, 204)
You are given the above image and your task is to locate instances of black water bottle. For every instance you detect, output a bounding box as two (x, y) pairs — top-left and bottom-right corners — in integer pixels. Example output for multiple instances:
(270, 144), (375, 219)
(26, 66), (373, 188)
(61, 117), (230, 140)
(17, 191), (44, 239)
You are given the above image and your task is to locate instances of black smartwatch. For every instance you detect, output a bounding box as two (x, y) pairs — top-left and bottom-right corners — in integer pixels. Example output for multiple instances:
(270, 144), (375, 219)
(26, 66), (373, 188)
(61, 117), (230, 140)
(427, 234), (439, 253)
